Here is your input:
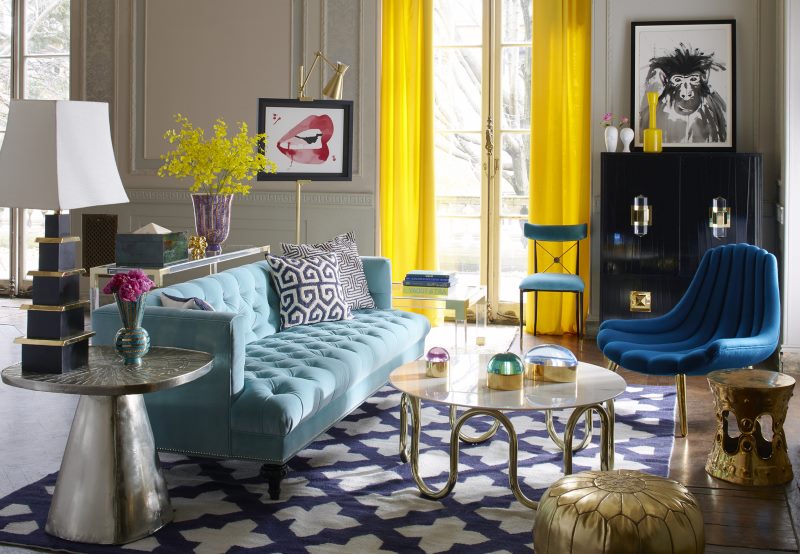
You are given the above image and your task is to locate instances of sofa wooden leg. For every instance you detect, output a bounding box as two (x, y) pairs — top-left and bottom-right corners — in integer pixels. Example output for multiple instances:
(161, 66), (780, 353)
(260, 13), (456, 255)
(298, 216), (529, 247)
(260, 463), (288, 500)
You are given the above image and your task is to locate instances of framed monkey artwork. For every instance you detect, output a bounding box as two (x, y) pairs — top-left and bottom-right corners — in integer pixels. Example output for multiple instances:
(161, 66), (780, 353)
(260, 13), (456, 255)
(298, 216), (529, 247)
(631, 20), (736, 151)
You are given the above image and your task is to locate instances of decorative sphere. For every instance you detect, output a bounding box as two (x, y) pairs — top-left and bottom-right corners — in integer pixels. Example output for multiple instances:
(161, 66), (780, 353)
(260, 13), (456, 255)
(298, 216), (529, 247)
(425, 347), (450, 363)
(524, 344), (578, 382)
(486, 352), (524, 390)
(425, 347), (450, 378)
(486, 352), (524, 375)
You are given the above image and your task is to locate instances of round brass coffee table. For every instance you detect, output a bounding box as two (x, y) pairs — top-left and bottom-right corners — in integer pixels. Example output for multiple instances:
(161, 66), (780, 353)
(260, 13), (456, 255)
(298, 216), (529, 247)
(389, 355), (627, 509)
(1, 346), (213, 544)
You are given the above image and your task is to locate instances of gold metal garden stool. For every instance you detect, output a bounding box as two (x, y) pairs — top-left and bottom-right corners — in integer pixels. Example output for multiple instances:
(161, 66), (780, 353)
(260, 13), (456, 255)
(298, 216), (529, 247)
(706, 369), (795, 486)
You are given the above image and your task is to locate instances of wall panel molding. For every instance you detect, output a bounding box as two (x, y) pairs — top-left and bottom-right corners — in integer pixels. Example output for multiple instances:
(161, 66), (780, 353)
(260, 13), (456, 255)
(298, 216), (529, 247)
(127, 189), (374, 208)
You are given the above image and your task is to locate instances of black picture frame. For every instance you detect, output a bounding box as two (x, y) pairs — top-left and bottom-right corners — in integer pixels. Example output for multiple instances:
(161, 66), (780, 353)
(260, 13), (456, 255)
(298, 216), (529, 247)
(257, 98), (353, 181)
(630, 20), (736, 151)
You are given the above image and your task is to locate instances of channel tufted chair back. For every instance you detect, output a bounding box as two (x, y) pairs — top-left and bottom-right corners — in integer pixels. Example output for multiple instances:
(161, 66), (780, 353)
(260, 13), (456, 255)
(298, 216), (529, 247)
(597, 243), (780, 436)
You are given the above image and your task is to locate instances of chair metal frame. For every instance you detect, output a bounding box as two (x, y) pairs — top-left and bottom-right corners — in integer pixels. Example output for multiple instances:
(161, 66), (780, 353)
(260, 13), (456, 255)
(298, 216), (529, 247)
(519, 224), (586, 350)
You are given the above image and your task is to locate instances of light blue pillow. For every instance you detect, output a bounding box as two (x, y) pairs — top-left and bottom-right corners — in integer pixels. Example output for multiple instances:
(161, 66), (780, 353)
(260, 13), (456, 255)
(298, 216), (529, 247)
(160, 292), (215, 311)
(266, 253), (351, 329)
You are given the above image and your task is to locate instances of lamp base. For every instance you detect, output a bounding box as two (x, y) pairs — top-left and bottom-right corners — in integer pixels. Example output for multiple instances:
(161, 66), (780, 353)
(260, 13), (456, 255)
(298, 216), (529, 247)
(21, 341), (89, 374)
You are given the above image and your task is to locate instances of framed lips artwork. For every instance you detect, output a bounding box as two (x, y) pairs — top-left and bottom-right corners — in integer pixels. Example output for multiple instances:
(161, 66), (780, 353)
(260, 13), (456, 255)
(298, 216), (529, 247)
(257, 98), (354, 181)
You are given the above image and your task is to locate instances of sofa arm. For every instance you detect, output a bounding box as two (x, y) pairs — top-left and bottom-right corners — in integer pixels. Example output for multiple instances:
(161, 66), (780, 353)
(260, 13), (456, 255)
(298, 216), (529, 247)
(92, 304), (248, 396)
(361, 256), (392, 309)
(92, 304), (249, 456)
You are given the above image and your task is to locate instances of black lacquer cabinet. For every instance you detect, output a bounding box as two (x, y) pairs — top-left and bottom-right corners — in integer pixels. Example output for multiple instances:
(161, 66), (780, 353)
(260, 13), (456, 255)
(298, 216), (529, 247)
(599, 152), (762, 322)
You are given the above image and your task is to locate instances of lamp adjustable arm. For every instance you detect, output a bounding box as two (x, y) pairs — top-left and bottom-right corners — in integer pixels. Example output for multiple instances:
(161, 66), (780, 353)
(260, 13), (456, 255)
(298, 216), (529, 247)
(298, 51), (337, 99)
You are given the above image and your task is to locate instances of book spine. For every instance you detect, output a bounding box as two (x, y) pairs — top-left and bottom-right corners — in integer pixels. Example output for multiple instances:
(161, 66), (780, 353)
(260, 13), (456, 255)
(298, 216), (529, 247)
(402, 286), (450, 295)
(403, 279), (452, 287)
(403, 275), (453, 283)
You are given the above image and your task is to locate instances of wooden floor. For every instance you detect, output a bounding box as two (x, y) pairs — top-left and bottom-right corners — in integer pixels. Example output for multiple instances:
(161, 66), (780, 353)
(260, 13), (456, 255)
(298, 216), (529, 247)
(0, 301), (797, 552)
(517, 332), (800, 553)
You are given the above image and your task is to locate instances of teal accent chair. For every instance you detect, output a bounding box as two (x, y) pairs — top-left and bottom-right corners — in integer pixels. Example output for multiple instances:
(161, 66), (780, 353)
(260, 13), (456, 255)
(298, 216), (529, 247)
(519, 223), (587, 349)
(597, 244), (780, 437)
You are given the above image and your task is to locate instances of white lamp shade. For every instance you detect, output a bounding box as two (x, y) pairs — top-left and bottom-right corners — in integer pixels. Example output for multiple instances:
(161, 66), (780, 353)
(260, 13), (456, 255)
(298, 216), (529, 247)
(0, 100), (129, 210)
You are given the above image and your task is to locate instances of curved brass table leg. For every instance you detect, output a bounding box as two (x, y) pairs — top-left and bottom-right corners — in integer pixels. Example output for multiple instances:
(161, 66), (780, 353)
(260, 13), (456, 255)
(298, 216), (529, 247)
(450, 404), (501, 443)
(450, 409), (539, 509)
(563, 403), (614, 475)
(401, 397), (539, 509)
(546, 409), (593, 452)
(399, 393), (411, 463)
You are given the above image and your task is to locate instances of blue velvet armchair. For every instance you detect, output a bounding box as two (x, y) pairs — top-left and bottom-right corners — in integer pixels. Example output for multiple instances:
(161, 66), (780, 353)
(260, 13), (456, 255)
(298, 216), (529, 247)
(597, 243), (780, 436)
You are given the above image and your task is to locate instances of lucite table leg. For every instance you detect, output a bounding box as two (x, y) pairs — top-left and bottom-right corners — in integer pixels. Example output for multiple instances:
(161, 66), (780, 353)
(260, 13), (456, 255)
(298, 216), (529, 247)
(399, 394), (538, 509)
(46, 394), (172, 544)
(562, 402), (615, 475)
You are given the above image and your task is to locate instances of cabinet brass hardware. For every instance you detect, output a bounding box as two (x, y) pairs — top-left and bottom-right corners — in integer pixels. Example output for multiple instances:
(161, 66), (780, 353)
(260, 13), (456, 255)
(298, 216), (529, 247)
(630, 291), (651, 312)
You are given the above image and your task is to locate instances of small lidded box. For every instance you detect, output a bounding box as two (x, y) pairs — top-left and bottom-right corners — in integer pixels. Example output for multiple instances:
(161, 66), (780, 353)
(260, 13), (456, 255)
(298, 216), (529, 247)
(524, 344), (578, 383)
(486, 352), (524, 390)
(425, 347), (450, 378)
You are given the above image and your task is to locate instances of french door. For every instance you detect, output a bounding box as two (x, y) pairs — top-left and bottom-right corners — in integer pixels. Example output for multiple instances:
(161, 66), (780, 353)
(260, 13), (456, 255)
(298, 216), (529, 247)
(0, 0), (70, 296)
(433, 0), (531, 322)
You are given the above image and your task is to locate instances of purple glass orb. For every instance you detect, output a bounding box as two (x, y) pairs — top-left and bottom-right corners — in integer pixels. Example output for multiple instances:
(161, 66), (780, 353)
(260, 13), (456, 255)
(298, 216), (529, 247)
(425, 347), (450, 377)
(425, 347), (450, 363)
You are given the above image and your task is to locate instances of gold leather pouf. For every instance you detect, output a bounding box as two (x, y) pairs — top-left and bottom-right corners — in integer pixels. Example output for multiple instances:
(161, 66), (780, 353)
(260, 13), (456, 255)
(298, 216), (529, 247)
(533, 470), (704, 553)
(706, 369), (795, 486)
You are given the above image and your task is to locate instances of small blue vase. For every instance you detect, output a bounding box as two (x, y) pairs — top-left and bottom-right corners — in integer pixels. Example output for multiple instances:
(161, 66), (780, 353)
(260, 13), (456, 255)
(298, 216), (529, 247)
(114, 295), (151, 366)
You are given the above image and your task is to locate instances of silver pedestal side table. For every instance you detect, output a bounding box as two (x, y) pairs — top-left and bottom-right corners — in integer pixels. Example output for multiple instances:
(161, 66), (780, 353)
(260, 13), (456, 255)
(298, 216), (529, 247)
(1, 346), (213, 545)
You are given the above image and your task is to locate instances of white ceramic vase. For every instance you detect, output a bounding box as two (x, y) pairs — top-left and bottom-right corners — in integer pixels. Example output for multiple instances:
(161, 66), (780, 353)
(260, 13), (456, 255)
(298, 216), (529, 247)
(604, 126), (619, 152)
(620, 127), (634, 153)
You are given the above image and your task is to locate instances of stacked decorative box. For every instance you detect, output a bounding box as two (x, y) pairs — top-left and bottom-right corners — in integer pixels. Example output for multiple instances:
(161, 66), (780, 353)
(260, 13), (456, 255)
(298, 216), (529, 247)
(402, 270), (456, 295)
(15, 214), (94, 373)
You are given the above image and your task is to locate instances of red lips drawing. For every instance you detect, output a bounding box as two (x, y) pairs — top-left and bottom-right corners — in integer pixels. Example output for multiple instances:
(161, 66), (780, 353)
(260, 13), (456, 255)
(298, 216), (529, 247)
(277, 114), (334, 165)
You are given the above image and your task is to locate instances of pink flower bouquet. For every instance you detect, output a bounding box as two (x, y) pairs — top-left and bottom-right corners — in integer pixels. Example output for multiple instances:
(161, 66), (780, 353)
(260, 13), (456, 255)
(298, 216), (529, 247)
(102, 269), (156, 302)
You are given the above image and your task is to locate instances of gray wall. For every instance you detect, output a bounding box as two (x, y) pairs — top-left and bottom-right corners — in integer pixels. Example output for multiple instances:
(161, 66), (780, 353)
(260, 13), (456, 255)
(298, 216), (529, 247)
(588, 0), (780, 329)
(75, 0), (783, 329)
(73, 0), (379, 260)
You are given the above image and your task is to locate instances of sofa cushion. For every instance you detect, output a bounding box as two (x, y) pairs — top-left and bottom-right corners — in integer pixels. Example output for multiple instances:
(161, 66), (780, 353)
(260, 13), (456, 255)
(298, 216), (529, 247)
(282, 232), (376, 310)
(230, 309), (429, 437)
(267, 253), (351, 329)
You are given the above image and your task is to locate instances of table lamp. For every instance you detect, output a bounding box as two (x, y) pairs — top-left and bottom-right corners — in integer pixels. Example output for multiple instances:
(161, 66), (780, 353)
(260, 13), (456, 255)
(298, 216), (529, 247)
(0, 100), (129, 373)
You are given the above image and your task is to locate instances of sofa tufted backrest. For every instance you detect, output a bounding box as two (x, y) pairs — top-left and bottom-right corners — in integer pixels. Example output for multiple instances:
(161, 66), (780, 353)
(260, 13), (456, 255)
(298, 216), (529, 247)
(146, 261), (280, 343)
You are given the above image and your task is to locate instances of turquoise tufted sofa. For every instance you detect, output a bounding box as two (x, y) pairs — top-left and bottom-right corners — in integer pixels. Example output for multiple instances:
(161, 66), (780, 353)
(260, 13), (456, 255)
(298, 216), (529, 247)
(92, 256), (429, 498)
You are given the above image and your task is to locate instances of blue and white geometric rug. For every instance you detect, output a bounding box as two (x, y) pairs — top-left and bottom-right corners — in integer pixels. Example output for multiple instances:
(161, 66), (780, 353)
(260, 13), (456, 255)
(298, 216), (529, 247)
(0, 385), (675, 554)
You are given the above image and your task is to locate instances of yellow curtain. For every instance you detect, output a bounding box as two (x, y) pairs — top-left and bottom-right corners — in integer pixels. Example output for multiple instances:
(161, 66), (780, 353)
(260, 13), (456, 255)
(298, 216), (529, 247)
(527, 0), (591, 335)
(379, 0), (436, 285)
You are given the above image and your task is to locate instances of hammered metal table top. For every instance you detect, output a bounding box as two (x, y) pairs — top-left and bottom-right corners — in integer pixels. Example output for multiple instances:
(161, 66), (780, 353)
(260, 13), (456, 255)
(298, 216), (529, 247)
(1, 346), (213, 396)
(707, 368), (795, 390)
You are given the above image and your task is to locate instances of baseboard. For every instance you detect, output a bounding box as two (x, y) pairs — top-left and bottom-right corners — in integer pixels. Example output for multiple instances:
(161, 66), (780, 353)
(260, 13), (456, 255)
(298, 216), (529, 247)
(780, 348), (800, 371)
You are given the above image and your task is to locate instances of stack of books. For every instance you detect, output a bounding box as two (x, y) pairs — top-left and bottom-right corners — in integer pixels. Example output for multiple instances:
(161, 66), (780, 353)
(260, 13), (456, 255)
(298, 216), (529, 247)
(402, 270), (456, 295)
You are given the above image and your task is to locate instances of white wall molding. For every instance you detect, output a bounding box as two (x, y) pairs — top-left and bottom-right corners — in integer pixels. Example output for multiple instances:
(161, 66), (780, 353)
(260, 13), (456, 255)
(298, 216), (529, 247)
(126, 189), (374, 208)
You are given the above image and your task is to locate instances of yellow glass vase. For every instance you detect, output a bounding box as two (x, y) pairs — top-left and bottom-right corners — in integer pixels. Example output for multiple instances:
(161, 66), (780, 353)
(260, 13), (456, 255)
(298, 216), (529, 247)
(643, 91), (663, 153)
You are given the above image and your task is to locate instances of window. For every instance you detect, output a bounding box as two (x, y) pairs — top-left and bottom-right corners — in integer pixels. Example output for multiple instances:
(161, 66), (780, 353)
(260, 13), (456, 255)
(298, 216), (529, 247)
(433, 0), (531, 320)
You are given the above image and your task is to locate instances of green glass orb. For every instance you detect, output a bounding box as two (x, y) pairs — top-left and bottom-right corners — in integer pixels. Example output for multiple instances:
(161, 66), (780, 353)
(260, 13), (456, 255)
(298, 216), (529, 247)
(487, 352), (524, 375)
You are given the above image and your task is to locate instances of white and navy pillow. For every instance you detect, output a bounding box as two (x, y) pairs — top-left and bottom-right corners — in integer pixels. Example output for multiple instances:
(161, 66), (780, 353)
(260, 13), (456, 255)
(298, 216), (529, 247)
(282, 231), (375, 310)
(266, 253), (351, 329)
(160, 292), (215, 311)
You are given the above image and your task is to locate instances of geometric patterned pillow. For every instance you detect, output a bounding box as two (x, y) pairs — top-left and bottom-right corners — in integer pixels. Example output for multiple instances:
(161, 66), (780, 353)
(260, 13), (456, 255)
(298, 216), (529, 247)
(282, 231), (376, 310)
(266, 253), (352, 330)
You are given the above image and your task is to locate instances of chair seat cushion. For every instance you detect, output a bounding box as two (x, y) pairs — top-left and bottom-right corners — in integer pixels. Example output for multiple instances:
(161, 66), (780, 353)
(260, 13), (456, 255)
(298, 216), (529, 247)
(520, 273), (584, 292)
(230, 309), (429, 437)
(598, 327), (778, 376)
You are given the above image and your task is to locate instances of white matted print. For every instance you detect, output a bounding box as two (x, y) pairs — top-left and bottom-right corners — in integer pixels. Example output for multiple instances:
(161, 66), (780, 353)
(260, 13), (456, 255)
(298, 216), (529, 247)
(631, 21), (735, 150)
(257, 98), (353, 181)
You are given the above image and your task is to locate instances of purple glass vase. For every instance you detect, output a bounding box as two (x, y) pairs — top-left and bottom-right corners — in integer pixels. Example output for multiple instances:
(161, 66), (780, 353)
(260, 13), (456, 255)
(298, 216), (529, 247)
(191, 193), (233, 254)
